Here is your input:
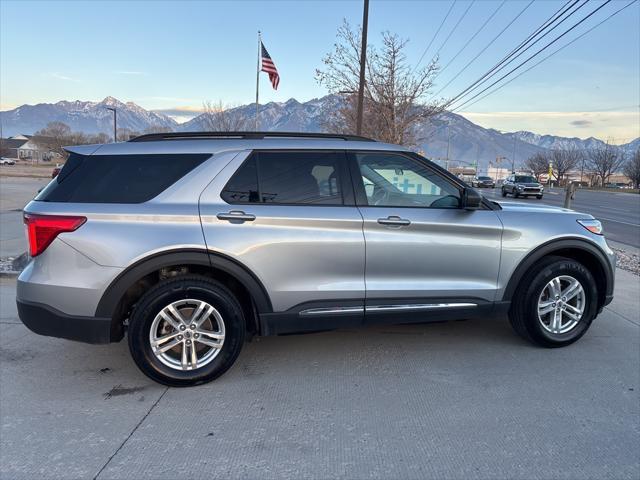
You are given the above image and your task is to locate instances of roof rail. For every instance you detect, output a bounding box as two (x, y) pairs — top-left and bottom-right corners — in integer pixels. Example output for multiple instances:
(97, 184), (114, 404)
(128, 131), (376, 143)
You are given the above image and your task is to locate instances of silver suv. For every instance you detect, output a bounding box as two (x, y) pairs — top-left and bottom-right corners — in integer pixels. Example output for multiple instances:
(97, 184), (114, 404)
(17, 132), (615, 386)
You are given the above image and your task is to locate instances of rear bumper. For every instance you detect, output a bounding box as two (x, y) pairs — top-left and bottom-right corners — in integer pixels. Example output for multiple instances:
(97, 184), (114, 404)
(17, 299), (112, 344)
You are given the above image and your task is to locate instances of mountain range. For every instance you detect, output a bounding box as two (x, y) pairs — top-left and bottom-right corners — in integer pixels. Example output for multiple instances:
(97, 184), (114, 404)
(1, 95), (637, 171)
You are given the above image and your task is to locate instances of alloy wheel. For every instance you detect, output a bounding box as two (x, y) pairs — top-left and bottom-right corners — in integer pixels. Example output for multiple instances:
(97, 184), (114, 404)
(537, 275), (586, 334)
(149, 299), (225, 371)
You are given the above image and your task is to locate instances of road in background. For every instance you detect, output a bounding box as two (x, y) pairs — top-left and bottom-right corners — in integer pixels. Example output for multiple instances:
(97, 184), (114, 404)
(0, 176), (49, 257)
(482, 187), (640, 248)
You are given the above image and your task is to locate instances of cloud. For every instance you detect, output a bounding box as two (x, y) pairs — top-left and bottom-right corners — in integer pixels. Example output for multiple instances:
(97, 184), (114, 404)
(48, 72), (79, 82)
(152, 106), (204, 117)
(461, 111), (640, 144)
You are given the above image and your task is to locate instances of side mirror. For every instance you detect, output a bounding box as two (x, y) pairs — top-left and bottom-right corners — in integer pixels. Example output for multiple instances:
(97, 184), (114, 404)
(462, 187), (482, 210)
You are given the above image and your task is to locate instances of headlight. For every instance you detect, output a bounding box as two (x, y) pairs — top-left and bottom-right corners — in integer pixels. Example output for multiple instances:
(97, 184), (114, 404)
(577, 219), (603, 235)
(517, 185), (524, 190)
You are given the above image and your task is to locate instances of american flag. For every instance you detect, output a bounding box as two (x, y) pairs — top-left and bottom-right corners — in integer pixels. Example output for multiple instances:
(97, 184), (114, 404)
(261, 42), (280, 90)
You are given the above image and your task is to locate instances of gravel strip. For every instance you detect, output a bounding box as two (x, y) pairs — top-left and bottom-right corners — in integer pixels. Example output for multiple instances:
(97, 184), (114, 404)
(612, 247), (640, 276)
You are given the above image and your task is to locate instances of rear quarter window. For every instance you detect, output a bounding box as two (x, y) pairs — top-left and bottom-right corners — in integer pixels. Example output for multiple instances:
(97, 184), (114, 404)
(36, 153), (210, 203)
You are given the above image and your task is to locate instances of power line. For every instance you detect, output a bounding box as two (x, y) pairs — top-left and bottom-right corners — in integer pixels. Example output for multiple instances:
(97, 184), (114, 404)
(446, 0), (585, 107)
(450, 0), (615, 111)
(436, 0), (507, 79)
(415, 0), (457, 70)
(429, 0), (476, 64)
(432, 0), (535, 98)
(454, 0), (639, 112)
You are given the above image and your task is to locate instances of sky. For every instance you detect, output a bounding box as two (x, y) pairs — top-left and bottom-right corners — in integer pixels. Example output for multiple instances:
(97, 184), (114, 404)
(1, 0), (639, 142)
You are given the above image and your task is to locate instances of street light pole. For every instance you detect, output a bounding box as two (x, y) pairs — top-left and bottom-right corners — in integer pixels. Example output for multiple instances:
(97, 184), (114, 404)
(105, 107), (117, 143)
(356, 0), (369, 136)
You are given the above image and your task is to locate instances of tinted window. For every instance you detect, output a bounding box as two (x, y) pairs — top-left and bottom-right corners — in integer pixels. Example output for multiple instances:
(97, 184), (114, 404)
(220, 156), (259, 203)
(356, 152), (460, 208)
(222, 151), (343, 205)
(36, 153), (209, 203)
(515, 175), (536, 183)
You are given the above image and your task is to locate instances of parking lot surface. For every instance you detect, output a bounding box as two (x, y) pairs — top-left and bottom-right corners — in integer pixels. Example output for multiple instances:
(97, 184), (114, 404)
(1, 270), (638, 480)
(0, 176), (48, 258)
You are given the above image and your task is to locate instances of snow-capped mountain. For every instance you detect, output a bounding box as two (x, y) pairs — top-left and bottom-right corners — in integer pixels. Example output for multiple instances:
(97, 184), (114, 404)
(1, 95), (637, 171)
(0, 96), (177, 136)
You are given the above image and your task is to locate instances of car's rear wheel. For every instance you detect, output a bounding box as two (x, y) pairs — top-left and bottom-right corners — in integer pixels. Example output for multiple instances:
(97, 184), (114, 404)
(509, 256), (598, 347)
(127, 275), (245, 386)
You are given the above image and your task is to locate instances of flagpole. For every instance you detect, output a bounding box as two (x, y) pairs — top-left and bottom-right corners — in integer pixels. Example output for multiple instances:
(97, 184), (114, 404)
(255, 30), (261, 131)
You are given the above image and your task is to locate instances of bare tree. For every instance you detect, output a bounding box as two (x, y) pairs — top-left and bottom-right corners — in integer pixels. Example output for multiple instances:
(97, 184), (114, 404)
(316, 20), (445, 146)
(524, 152), (549, 181)
(34, 121), (73, 157)
(550, 146), (582, 185)
(116, 128), (141, 142)
(201, 101), (250, 131)
(143, 125), (173, 134)
(587, 142), (625, 187)
(623, 148), (640, 189)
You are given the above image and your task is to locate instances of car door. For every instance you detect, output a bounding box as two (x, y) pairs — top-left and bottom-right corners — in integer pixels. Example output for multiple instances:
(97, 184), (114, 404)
(350, 151), (503, 323)
(199, 149), (365, 324)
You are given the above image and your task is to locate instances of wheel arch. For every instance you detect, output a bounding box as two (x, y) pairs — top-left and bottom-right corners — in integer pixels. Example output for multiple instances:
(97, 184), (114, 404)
(502, 238), (613, 310)
(96, 249), (272, 341)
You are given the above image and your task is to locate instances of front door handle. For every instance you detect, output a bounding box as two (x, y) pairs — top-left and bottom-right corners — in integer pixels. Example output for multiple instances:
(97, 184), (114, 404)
(377, 216), (411, 227)
(216, 211), (256, 223)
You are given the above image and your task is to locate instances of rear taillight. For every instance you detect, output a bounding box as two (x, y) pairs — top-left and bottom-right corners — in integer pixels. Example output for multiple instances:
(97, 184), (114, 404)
(24, 214), (86, 257)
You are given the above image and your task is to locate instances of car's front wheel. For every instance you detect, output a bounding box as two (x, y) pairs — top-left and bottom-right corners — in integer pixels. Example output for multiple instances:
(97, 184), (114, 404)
(536, 195), (543, 199)
(508, 256), (598, 347)
(128, 275), (246, 387)
(501, 188), (507, 197)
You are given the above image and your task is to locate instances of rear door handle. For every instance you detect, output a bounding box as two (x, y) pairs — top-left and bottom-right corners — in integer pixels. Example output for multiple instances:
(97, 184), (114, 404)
(216, 211), (256, 223)
(377, 216), (411, 226)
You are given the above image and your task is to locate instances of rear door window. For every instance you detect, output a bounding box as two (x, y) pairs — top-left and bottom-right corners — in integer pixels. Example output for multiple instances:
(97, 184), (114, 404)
(221, 151), (344, 205)
(36, 153), (210, 203)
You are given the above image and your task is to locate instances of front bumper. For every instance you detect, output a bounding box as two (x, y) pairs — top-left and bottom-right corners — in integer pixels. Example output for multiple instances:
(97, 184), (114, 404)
(17, 299), (112, 344)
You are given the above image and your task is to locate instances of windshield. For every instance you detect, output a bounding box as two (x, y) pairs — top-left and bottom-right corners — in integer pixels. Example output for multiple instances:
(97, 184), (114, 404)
(478, 176), (492, 180)
(515, 176), (536, 183)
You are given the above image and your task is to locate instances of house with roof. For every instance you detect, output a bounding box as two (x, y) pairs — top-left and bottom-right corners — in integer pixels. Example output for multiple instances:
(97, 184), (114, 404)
(0, 134), (61, 161)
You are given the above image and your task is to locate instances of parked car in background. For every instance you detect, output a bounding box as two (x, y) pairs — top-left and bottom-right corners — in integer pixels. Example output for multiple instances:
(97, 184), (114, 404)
(502, 174), (544, 199)
(471, 176), (495, 188)
(0, 157), (16, 165)
(17, 132), (615, 386)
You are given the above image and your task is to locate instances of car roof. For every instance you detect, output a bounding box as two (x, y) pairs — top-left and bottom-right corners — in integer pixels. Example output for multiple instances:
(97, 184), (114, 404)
(67, 138), (410, 156)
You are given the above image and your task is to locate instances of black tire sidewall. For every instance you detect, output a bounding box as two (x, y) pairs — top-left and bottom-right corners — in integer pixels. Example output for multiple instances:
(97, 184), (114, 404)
(128, 277), (245, 386)
(518, 259), (598, 347)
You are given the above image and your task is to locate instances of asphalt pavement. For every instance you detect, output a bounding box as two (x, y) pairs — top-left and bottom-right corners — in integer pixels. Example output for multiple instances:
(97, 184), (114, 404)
(0, 176), (48, 258)
(1, 271), (638, 480)
(481, 186), (640, 249)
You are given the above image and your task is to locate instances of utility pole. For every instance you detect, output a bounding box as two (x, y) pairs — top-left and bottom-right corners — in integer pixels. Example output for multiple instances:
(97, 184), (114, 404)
(356, 0), (369, 136)
(511, 135), (517, 173)
(105, 107), (117, 142)
(445, 120), (451, 171)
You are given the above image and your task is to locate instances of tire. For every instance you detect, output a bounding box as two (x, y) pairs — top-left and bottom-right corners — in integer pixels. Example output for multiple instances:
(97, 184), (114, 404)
(508, 256), (598, 348)
(128, 275), (246, 387)
(501, 188), (507, 197)
(514, 191), (520, 198)
(536, 195), (543, 199)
